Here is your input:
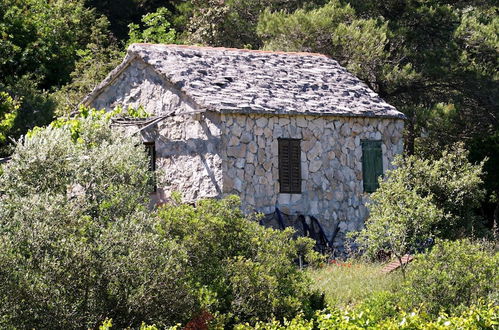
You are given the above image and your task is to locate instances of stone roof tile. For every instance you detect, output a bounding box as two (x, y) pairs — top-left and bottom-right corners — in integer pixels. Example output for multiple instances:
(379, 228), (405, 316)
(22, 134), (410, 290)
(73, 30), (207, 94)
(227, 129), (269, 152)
(84, 43), (406, 119)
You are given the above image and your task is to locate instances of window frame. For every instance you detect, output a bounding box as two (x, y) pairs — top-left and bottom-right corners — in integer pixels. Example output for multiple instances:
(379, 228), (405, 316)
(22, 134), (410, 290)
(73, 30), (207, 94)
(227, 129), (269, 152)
(278, 138), (302, 194)
(144, 141), (157, 192)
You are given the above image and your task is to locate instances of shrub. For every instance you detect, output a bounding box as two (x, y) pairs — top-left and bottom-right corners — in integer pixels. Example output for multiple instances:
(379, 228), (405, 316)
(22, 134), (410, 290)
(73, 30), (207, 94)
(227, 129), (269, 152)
(0, 112), (322, 327)
(402, 239), (498, 314)
(235, 301), (499, 329)
(0, 115), (198, 328)
(156, 196), (323, 326)
(351, 144), (486, 274)
(0, 115), (494, 329)
(395, 144), (486, 238)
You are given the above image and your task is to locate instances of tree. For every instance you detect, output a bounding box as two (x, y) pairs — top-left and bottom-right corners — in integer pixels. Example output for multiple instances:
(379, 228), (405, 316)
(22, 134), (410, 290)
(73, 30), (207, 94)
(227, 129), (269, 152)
(257, 0), (498, 155)
(0, 0), (114, 89)
(84, 0), (180, 41)
(0, 76), (56, 155)
(258, 1), (416, 92)
(52, 22), (123, 114)
(352, 175), (443, 277)
(128, 7), (177, 45)
(185, 0), (325, 49)
(352, 144), (486, 275)
(0, 92), (19, 156)
(0, 0), (119, 150)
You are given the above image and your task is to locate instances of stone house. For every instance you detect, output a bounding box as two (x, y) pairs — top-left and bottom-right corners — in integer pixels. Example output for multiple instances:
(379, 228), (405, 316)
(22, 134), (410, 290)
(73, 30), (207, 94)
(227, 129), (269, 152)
(82, 43), (405, 246)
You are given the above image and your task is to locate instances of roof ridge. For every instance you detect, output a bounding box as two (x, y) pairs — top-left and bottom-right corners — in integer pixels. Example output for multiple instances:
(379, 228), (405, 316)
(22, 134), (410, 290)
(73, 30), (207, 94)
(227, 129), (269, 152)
(129, 43), (329, 58)
(83, 43), (405, 120)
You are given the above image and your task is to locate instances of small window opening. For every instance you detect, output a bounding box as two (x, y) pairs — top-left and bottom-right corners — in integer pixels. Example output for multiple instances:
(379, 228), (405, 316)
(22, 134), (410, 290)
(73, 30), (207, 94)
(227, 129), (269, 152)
(144, 141), (156, 192)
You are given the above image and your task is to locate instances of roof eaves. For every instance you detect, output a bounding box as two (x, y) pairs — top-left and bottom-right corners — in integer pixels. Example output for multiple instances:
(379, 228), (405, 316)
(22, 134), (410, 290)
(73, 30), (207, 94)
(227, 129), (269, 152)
(217, 108), (407, 120)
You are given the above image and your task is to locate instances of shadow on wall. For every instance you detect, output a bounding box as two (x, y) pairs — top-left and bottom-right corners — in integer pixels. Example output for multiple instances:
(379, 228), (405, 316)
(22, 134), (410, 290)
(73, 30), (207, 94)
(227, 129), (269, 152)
(143, 113), (223, 203)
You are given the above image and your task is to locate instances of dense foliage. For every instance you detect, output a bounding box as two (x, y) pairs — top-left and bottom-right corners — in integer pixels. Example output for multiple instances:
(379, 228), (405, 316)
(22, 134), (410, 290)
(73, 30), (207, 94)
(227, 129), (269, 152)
(0, 92), (19, 155)
(352, 144), (486, 271)
(0, 115), (198, 328)
(157, 195), (323, 326)
(0, 115), (321, 328)
(1, 0), (497, 223)
(402, 239), (498, 314)
(0, 0), (118, 153)
(234, 302), (499, 329)
(128, 7), (177, 45)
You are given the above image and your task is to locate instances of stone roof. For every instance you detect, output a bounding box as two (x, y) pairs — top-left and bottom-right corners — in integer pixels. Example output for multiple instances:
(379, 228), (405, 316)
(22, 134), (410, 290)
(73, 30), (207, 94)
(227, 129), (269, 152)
(83, 43), (405, 119)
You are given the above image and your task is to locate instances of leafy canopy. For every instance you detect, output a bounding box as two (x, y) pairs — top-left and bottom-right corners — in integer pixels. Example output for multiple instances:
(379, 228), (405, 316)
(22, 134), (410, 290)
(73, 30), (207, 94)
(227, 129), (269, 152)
(0, 0), (113, 89)
(0, 0), (118, 152)
(0, 92), (19, 155)
(402, 239), (498, 314)
(128, 7), (177, 45)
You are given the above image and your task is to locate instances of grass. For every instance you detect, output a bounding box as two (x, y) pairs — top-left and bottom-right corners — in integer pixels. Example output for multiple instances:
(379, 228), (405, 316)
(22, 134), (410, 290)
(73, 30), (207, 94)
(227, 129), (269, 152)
(307, 260), (402, 308)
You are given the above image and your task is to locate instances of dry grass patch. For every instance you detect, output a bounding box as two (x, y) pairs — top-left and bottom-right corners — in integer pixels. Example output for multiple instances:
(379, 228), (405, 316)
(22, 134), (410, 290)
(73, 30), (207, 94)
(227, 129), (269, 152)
(308, 260), (402, 308)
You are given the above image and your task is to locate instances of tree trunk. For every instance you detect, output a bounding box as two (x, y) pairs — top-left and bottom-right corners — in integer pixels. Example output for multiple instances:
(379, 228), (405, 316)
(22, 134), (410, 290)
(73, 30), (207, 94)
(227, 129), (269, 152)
(397, 255), (406, 279)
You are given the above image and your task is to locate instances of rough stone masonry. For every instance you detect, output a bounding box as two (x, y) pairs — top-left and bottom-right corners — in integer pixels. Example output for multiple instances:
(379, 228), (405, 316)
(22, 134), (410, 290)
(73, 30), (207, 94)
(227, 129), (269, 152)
(83, 43), (406, 248)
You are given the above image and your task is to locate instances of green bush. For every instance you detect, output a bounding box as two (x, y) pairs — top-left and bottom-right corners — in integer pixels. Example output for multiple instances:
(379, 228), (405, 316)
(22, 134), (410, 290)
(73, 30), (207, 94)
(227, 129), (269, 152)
(0, 115), (198, 328)
(235, 301), (499, 329)
(402, 239), (498, 314)
(0, 113), (322, 328)
(156, 196), (323, 326)
(352, 144), (487, 274)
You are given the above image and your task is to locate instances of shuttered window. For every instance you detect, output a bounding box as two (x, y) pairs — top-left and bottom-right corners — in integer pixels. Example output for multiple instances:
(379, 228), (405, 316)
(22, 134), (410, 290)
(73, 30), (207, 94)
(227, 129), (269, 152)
(278, 138), (301, 193)
(361, 140), (383, 193)
(144, 141), (157, 192)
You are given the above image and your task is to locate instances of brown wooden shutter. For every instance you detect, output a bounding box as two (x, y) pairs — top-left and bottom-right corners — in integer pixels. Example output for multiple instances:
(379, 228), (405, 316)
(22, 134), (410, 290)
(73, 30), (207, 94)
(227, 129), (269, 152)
(278, 138), (301, 193)
(361, 140), (383, 193)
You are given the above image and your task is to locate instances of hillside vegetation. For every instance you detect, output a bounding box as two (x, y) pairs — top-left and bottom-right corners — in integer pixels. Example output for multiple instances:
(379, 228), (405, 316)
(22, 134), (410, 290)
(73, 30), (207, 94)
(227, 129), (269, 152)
(0, 0), (498, 328)
(1, 0), (497, 224)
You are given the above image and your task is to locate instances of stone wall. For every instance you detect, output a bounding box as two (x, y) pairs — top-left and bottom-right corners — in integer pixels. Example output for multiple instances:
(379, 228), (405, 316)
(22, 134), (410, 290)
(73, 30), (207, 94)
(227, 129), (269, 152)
(89, 58), (405, 247)
(220, 113), (404, 246)
(91, 59), (201, 115)
(144, 112), (223, 203)
(90, 60), (223, 203)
